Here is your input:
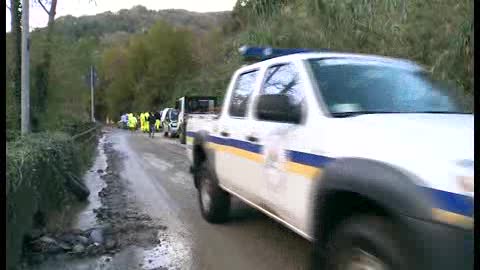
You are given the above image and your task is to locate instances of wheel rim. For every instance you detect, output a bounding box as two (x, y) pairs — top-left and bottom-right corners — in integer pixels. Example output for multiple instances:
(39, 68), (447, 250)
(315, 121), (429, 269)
(340, 248), (388, 270)
(200, 180), (212, 212)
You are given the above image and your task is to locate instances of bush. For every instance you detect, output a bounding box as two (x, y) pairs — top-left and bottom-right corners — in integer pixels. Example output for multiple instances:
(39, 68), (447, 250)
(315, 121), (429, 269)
(6, 130), (98, 269)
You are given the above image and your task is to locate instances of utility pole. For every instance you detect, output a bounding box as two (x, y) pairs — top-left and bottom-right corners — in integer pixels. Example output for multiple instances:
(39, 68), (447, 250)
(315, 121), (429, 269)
(90, 65), (95, 122)
(21, 0), (30, 134)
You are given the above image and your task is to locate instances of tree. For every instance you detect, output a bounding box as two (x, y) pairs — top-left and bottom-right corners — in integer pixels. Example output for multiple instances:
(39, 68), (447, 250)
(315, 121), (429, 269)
(97, 21), (198, 118)
(31, 0), (58, 130)
(36, 0), (57, 28)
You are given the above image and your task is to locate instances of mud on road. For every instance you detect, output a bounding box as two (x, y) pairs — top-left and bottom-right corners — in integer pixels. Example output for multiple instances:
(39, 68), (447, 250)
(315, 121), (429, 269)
(94, 141), (167, 251)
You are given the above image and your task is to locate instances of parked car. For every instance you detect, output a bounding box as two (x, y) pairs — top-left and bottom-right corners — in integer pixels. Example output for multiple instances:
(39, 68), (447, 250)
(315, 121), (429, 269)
(161, 108), (179, 138)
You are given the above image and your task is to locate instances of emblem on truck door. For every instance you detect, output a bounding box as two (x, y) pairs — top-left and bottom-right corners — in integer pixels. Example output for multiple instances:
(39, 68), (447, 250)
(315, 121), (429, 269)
(264, 135), (287, 195)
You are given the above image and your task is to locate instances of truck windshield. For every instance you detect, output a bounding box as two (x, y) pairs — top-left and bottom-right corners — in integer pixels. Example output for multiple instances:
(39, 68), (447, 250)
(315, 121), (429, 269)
(308, 58), (468, 117)
(187, 98), (216, 113)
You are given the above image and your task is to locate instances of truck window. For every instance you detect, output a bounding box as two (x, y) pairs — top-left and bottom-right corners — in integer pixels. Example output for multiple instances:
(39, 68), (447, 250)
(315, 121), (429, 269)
(308, 58), (466, 116)
(229, 70), (259, 117)
(185, 98), (216, 113)
(256, 63), (305, 120)
(170, 110), (179, 121)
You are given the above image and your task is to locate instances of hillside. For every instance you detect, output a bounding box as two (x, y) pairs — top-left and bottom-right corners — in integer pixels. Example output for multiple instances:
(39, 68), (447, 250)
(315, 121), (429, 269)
(49, 5), (230, 42)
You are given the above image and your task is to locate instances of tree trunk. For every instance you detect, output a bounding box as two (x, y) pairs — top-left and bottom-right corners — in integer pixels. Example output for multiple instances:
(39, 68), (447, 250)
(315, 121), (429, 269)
(48, 0), (57, 27)
(10, 0), (22, 124)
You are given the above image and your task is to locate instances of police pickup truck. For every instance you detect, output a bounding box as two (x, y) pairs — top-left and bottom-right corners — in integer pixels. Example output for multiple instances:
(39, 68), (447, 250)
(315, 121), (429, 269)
(186, 46), (473, 270)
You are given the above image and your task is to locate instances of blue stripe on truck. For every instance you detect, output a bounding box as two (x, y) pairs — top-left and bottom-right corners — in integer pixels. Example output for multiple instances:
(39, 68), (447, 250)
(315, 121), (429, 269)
(189, 131), (473, 219)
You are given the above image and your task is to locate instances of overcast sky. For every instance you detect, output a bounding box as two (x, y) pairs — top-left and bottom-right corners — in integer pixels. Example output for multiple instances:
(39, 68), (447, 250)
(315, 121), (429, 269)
(6, 0), (237, 32)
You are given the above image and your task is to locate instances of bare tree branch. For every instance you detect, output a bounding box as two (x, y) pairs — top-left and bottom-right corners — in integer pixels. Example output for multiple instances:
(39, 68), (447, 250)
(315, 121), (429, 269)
(48, 0), (57, 25)
(6, 3), (11, 10)
(37, 0), (51, 15)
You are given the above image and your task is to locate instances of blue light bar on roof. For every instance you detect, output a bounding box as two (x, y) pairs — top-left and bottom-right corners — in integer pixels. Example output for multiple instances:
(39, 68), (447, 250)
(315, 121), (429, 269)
(239, 45), (328, 61)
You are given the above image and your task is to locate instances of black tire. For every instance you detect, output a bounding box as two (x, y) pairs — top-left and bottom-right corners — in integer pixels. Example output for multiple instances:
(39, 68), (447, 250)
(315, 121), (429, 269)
(65, 174), (90, 201)
(315, 215), (411, 270)
(197, 163), (230, 223)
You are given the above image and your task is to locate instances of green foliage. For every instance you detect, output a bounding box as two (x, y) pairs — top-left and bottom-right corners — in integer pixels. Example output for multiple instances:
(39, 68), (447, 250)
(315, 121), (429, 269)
(22, 31), (98, 131)
(98, 21), (198, 117)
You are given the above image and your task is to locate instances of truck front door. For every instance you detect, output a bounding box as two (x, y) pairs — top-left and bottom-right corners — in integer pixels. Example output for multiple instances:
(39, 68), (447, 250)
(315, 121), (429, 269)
(251, 62), (314, 234)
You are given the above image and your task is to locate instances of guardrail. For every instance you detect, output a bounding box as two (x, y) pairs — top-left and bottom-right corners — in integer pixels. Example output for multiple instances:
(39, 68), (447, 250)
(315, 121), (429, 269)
(71, 123), (101, 141)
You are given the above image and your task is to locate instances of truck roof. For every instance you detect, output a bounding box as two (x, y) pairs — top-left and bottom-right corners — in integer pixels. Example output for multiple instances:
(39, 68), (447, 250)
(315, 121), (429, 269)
(237, 52), (424, 73)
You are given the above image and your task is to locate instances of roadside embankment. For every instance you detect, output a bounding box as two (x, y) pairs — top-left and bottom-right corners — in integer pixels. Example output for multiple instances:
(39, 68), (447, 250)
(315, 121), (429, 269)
(6, 124), (100, 270)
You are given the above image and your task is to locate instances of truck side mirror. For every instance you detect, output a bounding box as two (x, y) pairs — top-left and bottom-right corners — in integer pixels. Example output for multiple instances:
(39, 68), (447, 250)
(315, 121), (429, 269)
(256, 94), (301, 124)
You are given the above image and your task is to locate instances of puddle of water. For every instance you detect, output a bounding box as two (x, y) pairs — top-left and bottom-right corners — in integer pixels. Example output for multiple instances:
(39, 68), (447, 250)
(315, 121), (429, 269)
(71, 136), (108, 231)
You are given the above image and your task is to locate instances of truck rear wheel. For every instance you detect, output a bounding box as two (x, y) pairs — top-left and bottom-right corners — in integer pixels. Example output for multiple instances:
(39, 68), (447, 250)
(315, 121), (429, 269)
(315, 215), (411, 270)
(197, 163), (230, 223)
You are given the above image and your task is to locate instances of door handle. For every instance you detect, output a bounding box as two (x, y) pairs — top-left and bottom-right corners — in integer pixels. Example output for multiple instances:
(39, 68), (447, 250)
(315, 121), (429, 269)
(220, 131), (230, 137)
(246, 136), (258, 143)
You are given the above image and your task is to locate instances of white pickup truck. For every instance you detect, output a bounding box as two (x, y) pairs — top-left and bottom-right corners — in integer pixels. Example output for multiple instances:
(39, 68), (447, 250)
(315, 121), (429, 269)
(186, 48), (473, 270)
(176, 96), (218, 144)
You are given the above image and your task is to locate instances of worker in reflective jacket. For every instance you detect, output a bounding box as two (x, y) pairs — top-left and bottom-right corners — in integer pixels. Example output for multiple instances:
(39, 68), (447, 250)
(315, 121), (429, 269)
(144, 112), (150, 133)
(140, 112), (145, 132)
(155, 117), (161, 131)
(128, 113), (136, 131)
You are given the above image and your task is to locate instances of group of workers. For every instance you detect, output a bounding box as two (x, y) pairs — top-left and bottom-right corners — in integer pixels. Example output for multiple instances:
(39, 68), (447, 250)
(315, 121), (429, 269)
(120, 111), (162, 138)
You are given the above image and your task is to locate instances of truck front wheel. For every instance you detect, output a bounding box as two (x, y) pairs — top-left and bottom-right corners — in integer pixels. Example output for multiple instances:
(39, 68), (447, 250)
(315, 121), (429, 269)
(197, 163), (230, 223)
(317, 215), (411, 270)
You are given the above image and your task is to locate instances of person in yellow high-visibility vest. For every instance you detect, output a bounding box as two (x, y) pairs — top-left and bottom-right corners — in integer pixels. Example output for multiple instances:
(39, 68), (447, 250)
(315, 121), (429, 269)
(142, 112), (147, 132)
(139, 112), (144, 132)
(144, 112), (150, 133)
(155, 118), (161, 131)
(133, 115), (138, 131)
(128, 113), (136, 131)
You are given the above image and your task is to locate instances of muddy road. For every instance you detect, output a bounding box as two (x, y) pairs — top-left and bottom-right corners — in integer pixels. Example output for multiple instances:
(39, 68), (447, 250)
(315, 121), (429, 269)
(25, 127), (312, 270)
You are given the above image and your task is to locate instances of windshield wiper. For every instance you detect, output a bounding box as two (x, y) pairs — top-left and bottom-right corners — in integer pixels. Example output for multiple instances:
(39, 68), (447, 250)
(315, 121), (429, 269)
(331, 111), (470, 117)
(410, 111), (469, 114)
(330, 111), (401, 118)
